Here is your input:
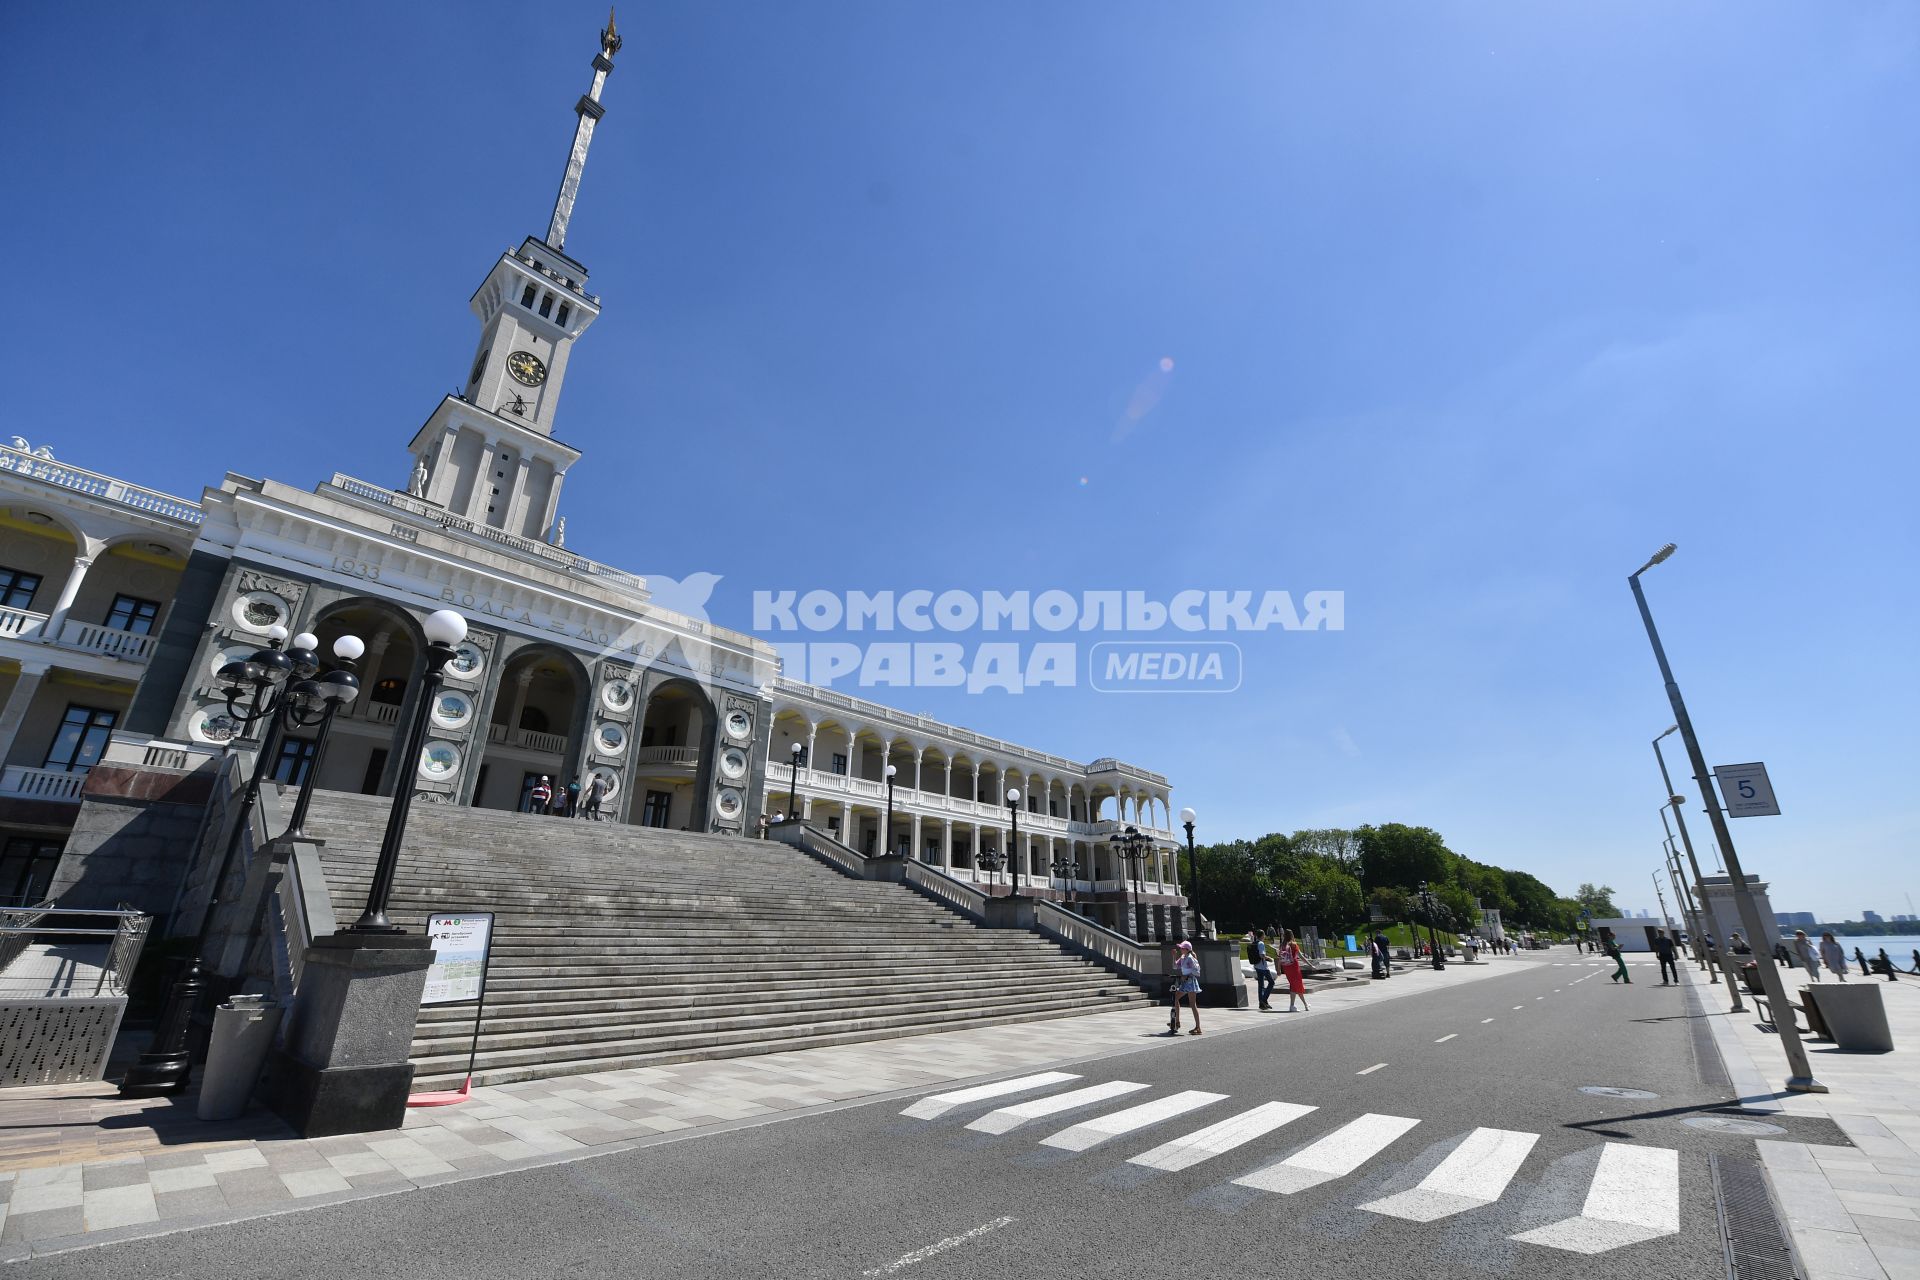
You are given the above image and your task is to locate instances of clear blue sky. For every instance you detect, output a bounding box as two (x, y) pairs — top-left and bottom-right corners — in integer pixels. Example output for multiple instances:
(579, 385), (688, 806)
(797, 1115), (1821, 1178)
(4, 2), (1915, 922)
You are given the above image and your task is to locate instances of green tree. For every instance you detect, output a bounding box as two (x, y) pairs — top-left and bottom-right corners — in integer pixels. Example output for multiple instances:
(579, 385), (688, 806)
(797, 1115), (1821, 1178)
(1575, 883), (1620, 918)
(1356, 823), (1454, 891)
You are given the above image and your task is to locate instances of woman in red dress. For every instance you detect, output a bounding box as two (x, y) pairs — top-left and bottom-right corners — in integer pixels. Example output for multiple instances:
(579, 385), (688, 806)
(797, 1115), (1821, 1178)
(1281, 930), (1310, 1012)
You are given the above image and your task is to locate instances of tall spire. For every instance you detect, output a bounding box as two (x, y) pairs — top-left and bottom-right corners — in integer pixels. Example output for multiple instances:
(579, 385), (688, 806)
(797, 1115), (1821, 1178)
(544, 10), (623, 252)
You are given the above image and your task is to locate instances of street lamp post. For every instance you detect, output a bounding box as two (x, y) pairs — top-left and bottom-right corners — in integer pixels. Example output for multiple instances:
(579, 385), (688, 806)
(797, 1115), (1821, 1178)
(787, 742), (805, 821)
(1630, 545), (1820, 1093)
(346, 609), (467, 934)
(1179, 807), (1201, 940)
(121, 626), (323, 1095)
(282, 636), (365, 841)
(884, 764), (898, 858)
(1657, 804), (1711, 977)
(1005, 788), (1023, 897)
(1652, 872), (1674, 933)
(1049, 853), (1080, 907)
(977, 841), (1007, 892)
(1117, 826), (1150, 940)
(1656, 728), (1742, 1003)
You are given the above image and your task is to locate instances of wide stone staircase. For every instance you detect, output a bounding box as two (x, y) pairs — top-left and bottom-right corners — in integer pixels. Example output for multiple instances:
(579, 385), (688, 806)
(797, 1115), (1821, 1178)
(301, 792), (1150, 1088)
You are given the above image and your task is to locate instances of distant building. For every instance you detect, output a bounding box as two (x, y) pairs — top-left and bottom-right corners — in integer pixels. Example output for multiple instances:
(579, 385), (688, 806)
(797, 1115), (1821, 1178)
(1863, 910), (1884, 924)
(1775, 911), (1818, 929)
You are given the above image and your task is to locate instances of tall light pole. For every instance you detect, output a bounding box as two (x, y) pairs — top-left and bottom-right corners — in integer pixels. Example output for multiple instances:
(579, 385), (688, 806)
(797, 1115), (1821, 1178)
(1179, 807), (1201, 940)
(1659, 831), (1707, 971)
(282, 635), (364, 840)
(787, 741), (804, 820)
(1418, 880), (1446, 970)
(1657, 728), (1740, 1001)
(1652, 872), (1674, 932)
(1005, 787), (1023, 897)
(1630, 545), (1821, 1093)
(884, 763), (898, 858)
(347, 609), (467, 934)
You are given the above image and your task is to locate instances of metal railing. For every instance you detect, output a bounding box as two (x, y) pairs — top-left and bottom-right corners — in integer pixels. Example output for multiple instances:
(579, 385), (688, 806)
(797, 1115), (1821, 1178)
(0, 906), (150, 998)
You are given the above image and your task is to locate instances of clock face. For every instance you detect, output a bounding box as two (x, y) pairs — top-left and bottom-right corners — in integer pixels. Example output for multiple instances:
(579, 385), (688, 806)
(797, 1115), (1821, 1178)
(506, 350), (548, 386)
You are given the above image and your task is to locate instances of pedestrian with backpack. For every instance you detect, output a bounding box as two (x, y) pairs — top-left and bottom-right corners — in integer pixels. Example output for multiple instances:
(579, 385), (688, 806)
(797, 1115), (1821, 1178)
(1249, 931), (1275, 1011)
(1605, 933), (1630, 984)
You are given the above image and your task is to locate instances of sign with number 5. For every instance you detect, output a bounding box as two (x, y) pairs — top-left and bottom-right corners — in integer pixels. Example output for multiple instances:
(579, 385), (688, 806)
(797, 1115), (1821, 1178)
(1712, 762), (1781, 818)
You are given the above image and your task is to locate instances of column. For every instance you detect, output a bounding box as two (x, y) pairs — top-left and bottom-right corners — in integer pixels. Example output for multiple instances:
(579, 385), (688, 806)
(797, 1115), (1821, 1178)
(540, 471), (567, 543)
(0, 663), (50, 767)
(942, 759), (953, 802)
(910, 814), (922, 862)
(846, 728), (859, 778)
(426, 424), (461, 506)
(940, 820), (952, 870)
(912, 747), (923, 793)
(839, 801), (852, 843)
(506, 668), (535, 740)
(354, 635), (392, 720)
(43, 555), (94, 641)
(502, 452), (535, 532)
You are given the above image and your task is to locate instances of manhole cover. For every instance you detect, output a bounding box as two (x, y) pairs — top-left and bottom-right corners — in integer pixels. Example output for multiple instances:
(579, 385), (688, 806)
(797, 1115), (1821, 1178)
(1579, 1085), (1659, 1100)
(1685, 1116), (1786, 1136)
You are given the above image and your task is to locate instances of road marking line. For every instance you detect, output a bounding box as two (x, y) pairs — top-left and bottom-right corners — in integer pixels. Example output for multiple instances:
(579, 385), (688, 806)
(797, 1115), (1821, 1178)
(1360, 1127), (1540, 1222)
(862, 1217), (1017, 1276)
(1481, 1018), (1495, 1023)
(1128, 1101), (1316, 1172)
(1040, 1090), (1226, 1152)
(1535, 996), (1545, 1001)
(967, 1081), (1148, 1135)
(1513, 1005), (1526, 1010)
(1434, 1034), (1458, 1043)
(1357, 1063), (1388, 1076)
(901, 1072), (1080, 1120)
(1510, 1143), (1680, 1254)
(1233, 1113), (1421, 1195)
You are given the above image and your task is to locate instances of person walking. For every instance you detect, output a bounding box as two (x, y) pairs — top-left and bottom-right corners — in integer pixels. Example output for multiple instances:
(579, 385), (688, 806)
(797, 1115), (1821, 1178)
(1170, 941), (1203, 1035)
(1249, 930), (1276, 1011)
(582, 774), (606, 822)
(1605, 934), (1631, 984)
(1792, 930), (1822, 981)
(1818, 932), (1848, 980)
(563, 779), (581, 818)
(1280, 930), (1310, 1012)
(528, 775), (552, 815)
(1371, 931), (1390, 980)
(1654, 930), (1681, 985)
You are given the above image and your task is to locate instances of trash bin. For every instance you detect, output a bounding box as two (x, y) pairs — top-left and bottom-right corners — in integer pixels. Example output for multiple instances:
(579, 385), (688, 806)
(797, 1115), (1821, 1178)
(1806, 984), (1894, 1053)
(197, 994), (282, 1121)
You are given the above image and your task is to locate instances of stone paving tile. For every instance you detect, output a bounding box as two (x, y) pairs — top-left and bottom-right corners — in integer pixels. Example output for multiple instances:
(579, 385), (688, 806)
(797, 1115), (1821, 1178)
(80, 1162), (151, 1192)
(0, 1205), (81, 1243)
(152, 1185), (229, 1218)
(80, 1184), (157, 1231)
(212, 1167), (294, 1210)
(279, 1168), (352, 1198)
(146, 1165), (218, 1194)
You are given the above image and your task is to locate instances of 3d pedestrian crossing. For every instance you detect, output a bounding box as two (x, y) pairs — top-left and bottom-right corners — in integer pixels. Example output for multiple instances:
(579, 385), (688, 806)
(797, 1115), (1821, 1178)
(901, 1072), (1682, 1255)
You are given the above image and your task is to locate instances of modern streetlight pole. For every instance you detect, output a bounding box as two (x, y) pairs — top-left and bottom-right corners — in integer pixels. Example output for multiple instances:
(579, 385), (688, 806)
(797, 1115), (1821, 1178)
(1630, 545), (1821, 1093)
(1658, 830), (1707, 971)
(1657, 729), (1741, 1001)
(1418, 880), (1446, 970)
(347, 609), (467, 934)
(787, 742), (804, 820)
(1652, 872), (1674, 933)
(1005, 788), (1023, 897)
(1179, 807), (1201, 940)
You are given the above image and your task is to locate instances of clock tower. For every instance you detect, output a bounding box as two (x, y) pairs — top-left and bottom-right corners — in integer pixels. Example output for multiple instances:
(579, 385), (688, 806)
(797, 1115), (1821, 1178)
(405, 13), (622, 541)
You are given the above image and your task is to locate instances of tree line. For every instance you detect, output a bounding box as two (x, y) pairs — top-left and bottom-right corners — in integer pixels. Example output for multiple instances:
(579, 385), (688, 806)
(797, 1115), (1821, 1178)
(1186, 823), (1592, 938)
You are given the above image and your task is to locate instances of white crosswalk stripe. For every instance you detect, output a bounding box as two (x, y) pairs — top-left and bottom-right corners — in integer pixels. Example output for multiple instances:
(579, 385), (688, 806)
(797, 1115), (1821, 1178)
(1040, 1090), (1226, 1152)
(900, 1072), (1081, 1120)
(1509, 1143), (1681, 1254)
(1359, 1127), (1540, 1222)
(1232, 1113), (1422, 1195)
(966, 1081), (1149, 1135)
(1128, 1101), (1318, 1172)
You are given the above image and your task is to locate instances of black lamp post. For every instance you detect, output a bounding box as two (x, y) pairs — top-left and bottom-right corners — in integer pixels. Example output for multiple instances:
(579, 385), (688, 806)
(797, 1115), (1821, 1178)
(1419, 880), (1446, 970)
(1005, 787), (1023, 897)
(977, 839), (1007, 891)
(1115, 825), (1150, 940)
(121, 625), (321, 1096)
(282, 636), (364, 841)
(1179, 806), (1200, 939)
(1300, 890), (1318, 957)
(346, 609), (467, 934)
(787, 741), (805, 820)
(884, 763), (898, 857)
(1050, 852), (1080, 907)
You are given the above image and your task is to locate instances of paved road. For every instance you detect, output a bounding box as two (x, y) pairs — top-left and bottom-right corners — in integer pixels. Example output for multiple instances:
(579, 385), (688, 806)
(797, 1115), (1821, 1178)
(16, 952), (1843, 1279)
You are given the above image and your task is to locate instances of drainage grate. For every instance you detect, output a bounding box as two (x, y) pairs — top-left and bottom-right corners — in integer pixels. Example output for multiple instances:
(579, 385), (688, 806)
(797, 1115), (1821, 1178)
(1712, 1152), (1802, 1280)
(1685, 973), (1734, 1090)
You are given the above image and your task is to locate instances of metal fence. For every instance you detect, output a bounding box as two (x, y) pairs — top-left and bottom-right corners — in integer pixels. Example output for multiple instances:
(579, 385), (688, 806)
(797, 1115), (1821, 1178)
(0, 906), (151, 1086)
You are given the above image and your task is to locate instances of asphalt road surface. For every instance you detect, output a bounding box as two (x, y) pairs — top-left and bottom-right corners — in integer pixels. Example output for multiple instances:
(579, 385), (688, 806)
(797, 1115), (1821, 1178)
(17, 952), (1844, 1279)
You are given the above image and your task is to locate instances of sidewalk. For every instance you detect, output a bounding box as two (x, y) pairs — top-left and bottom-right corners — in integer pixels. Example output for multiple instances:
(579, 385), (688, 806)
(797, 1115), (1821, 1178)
(0, 953), (1524, 1261)
(1703, 962), (1920, 1279)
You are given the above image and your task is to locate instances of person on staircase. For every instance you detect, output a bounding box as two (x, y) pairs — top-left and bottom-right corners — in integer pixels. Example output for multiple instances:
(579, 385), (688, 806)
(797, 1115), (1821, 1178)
(581, 774), (607, 822)
(528, 776), (552, 815)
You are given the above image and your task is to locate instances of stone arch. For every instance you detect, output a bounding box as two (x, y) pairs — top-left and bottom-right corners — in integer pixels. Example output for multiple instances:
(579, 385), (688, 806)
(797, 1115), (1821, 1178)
(631, 675), (718, 830)
(474, 641), (592, 812)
